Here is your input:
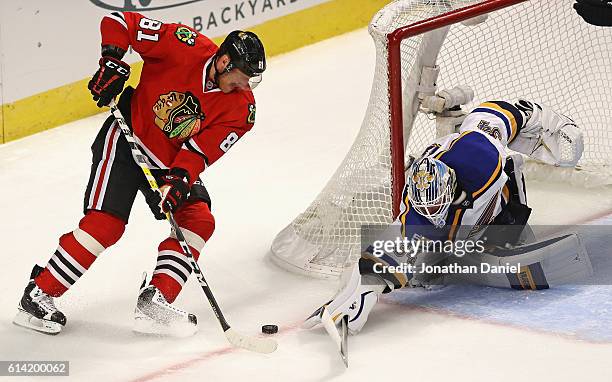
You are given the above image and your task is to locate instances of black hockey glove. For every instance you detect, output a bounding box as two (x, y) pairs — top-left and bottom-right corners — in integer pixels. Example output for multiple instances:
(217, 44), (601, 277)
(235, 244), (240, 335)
(88, 56), (131, 107)
(143, 189), (166, 220)
(145, 168), (191, 219)
(574, 0), (612, 26)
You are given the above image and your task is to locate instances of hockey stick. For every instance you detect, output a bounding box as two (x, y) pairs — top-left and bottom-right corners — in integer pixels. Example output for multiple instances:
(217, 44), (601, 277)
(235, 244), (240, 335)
(320, 308), (349, 368)
(108, 100), (277, 354)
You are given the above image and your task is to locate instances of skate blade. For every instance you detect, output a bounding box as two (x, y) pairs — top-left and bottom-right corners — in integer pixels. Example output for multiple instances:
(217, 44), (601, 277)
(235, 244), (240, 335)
(133, 311), (197, 338)
(13, 309), (62, 335)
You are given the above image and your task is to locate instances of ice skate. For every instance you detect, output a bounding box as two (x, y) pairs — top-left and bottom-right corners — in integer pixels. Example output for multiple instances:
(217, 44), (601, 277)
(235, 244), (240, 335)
(133, 285), (197, 337)
(13, 265), (67, 335)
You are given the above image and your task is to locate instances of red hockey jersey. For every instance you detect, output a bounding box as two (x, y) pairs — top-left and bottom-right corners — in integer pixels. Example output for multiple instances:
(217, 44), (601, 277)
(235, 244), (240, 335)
(100, 12), (257, 184)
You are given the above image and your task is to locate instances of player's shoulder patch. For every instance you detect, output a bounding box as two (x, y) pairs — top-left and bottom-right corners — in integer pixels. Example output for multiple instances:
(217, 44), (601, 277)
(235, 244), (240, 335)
(175, 26), (197, 46)
(247, 104), (256, 124)
(476, 119), (502, 141)
(472, 100), (524, 142)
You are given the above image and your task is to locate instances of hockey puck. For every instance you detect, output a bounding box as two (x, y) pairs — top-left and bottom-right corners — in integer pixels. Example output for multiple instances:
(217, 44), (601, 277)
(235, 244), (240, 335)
(261, 325), (278, 334)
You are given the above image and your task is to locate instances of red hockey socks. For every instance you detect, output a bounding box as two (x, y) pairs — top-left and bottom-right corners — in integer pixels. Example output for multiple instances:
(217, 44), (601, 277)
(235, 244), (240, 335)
(150, 202), (215, 303)
(35, 211), (125, 297)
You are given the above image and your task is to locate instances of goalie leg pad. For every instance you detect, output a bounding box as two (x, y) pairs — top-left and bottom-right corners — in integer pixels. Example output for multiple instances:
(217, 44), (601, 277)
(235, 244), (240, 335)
(449, 233), (592, 289)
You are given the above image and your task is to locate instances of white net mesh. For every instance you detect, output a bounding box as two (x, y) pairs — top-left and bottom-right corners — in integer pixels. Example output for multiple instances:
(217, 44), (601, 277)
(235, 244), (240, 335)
(270, 0), (612, 278)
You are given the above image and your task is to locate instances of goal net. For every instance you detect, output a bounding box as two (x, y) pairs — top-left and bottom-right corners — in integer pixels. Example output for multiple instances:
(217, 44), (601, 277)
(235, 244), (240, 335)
(270, 0), (612, 279)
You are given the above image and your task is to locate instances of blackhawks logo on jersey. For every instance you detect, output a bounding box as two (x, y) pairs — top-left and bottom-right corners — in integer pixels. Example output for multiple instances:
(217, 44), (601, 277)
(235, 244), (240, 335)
(153, 91), (205, 140)
(175, 26), (197, 46)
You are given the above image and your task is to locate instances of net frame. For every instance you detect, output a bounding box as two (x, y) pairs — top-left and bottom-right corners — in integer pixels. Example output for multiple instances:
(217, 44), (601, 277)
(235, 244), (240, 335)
(388, 0), (529, 218)
(270, 0), (612, 279)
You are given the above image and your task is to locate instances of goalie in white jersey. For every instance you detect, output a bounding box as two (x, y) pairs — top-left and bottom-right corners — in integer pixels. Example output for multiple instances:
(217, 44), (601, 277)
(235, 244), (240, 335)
(304, 98), (593, 335)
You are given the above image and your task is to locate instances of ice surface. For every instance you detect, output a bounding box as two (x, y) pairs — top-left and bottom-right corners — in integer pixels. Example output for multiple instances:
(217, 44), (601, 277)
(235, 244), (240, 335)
(2, 28), (612, 381)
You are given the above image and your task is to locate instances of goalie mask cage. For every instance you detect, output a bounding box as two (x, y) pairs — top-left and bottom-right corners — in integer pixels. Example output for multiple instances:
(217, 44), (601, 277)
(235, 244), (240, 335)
(270, 0), (612, 279)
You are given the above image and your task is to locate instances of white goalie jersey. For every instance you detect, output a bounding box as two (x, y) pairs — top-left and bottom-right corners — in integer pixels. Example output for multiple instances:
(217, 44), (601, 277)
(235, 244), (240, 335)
(399, 99), (582, 242)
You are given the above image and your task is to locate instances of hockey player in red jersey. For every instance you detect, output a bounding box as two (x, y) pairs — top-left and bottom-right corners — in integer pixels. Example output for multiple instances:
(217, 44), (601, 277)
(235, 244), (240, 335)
(13, 11), (266, 335)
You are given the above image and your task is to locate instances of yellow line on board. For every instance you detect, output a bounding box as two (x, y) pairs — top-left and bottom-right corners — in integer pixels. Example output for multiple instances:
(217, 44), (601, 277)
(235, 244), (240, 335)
(0, 0), (391, 144)
(0, 99), (4, 143)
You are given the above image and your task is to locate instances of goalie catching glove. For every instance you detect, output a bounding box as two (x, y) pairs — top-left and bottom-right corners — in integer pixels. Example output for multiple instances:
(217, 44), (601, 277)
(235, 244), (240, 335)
(509, 100), (584, 167)
(303, 265), (389, 335)
(145, 168), (190, 220)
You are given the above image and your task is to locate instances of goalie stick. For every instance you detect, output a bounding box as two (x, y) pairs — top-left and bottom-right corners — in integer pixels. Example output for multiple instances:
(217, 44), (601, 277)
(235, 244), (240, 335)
(109, 100), (278, 354)
(320, 308), (349, 368)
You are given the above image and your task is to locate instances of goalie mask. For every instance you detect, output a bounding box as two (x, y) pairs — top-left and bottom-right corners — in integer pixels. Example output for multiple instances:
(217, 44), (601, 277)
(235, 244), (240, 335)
(407, 157), (457, 228)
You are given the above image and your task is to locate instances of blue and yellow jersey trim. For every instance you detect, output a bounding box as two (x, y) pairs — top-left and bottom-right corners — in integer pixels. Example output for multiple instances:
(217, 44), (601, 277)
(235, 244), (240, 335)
(472, 101), (524, 143)
(501, 184), (510, 204)
(447, 208), (465, 241)
(434, 131), (471, 160)
(472, 153), (503, 198)
(434, 131), (504, 200)
(399, 185), (410, 238)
